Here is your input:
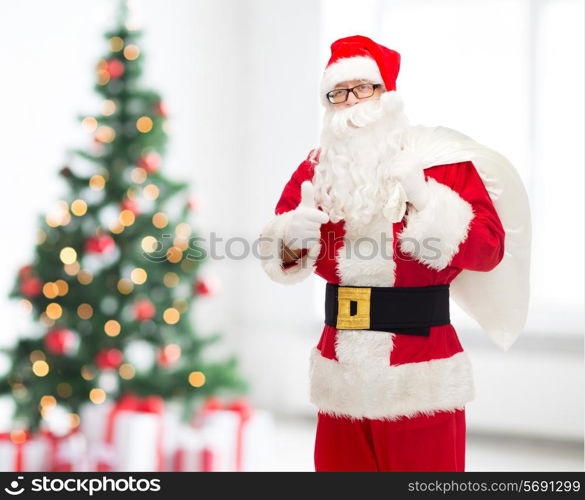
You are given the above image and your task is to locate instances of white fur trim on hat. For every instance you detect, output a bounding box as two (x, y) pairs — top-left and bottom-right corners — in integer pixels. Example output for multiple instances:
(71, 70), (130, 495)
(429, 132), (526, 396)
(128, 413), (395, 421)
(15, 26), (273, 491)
(321, 55), (384, 105)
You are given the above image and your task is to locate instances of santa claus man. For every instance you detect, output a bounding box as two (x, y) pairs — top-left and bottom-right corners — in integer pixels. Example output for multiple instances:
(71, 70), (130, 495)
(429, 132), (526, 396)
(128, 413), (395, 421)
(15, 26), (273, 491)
(259, 35), (531, 472)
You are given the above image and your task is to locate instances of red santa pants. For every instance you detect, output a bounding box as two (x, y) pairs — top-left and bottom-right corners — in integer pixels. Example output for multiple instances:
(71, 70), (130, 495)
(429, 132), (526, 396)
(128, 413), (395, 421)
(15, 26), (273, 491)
(314, 408), (466, 472)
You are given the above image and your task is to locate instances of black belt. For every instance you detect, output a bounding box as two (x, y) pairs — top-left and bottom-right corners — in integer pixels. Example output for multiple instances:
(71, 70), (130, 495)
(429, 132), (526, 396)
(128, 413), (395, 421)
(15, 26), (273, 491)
(324, 283), (450, 336)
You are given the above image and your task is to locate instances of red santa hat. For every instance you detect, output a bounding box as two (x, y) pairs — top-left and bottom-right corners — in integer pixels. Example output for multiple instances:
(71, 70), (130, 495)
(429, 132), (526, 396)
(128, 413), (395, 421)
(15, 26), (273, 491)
(320, 35), (401, 105)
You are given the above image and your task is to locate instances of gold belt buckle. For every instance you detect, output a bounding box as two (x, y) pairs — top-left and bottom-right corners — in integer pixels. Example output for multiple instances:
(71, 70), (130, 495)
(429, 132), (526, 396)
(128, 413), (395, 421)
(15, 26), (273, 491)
(336, 287), (371, 330)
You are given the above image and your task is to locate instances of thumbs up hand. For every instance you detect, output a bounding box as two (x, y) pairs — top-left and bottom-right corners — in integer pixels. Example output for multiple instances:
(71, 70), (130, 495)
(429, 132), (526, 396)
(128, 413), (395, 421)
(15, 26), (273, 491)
(284, 181), (330, 250)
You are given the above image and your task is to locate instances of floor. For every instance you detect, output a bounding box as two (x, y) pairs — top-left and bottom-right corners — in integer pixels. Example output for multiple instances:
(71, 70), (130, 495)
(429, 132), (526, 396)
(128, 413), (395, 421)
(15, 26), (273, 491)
(267, 417), (585, 472)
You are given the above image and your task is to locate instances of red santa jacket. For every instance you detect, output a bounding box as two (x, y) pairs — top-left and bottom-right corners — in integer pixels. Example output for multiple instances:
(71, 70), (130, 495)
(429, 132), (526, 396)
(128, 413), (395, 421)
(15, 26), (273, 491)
(259, 148), (506, 420)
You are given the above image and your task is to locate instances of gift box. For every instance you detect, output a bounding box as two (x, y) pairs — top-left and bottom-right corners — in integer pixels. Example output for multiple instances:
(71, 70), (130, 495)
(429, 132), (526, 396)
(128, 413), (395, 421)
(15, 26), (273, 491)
(171, 426), (215, 472)
(80, 393), (165, 471)
(41, 429), (88, 472)
(192, 398), (274, 472)
(0, 431), (49, 472)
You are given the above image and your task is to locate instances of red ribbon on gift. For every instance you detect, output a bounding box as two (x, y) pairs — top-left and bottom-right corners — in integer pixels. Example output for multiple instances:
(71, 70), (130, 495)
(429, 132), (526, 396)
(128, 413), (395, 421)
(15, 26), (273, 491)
(172, 446), (214, 472)
(0, 430), (32, 472)
(100, 393), (165, 472)
(40, 428), (80, 472)
(199, 397), (252, 472)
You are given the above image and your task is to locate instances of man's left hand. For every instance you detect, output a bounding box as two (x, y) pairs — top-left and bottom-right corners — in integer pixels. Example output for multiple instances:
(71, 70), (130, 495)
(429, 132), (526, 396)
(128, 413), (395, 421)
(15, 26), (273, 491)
(390, 149), (430, 211)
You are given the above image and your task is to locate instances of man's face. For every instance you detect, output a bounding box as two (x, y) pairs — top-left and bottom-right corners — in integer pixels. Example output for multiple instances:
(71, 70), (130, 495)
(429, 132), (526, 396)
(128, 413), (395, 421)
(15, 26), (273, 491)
(329, 79), (385, 108)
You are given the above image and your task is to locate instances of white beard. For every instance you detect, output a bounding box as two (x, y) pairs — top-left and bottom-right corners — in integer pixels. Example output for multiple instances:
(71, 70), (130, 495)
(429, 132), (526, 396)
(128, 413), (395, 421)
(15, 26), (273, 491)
(313, 91), (411, 226)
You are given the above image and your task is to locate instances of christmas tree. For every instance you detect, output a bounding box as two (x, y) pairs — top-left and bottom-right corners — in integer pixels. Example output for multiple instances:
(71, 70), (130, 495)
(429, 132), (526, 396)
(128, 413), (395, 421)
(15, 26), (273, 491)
(0, 2), (246, 432)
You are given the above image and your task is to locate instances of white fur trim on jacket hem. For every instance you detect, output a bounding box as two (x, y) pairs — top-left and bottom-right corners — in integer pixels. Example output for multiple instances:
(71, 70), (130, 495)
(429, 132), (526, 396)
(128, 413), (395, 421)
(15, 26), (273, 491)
(321, 56), (384, 106)
(309, 347), (475, 421)
(259, 211), (321, 285)
(398, 178), (474, 271)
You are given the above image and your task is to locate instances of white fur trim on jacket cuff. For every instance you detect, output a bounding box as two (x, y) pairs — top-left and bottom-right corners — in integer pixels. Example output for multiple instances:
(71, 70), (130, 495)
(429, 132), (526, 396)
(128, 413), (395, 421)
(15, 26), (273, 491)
(398, 178), (474, 271)
(259, 211), (321, 285)
(309, 347), (475, 420)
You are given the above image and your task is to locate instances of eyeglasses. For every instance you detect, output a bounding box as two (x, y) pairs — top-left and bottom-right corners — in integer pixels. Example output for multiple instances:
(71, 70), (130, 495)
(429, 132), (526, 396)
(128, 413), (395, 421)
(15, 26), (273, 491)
(326, 83), (382, 104)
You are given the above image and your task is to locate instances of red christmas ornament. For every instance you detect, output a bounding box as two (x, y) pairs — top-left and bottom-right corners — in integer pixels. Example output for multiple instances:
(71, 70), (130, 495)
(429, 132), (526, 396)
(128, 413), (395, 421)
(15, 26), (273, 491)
(137, 152), (162, 174)
(19, 265), (34, 278)
(194, 277), (219, 296)
(106, 59), (125, 79)
(153, 101), (168, 117)
(120, 198), (140, 215)
(95, 349), (123, 370)
(187, 197), (201, 211)
(157, 344), (181, 368)
(134, 300), (156, 322)
(44, 328), (78, 356)
(20, 276), (42, 298)
(85, 235), (115, 254)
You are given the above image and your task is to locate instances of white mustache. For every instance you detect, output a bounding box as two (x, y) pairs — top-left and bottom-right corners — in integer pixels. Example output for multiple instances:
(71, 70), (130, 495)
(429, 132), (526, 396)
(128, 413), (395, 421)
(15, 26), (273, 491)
(324, 91), (405, 138)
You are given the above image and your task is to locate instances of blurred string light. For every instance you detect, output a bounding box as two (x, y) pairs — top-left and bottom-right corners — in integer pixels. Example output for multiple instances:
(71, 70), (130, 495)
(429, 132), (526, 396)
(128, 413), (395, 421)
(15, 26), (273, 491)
(152, 212), (168, 229)
(70, 413), (81, 428)
(175, 223), (192, 238)
(59, 247), (77, 265)
(40, 313), (55, 328)
(10, 430), (27, 444)
(96, 60), (111, 86)
(119, 363), (135, 380)
(166, 246), (182, 264)
(163, 272), (179, 288)
(119, 209), (135, 226)
(131, 167), (147, 184)
(42, 280), (69, 298)
(32, 360), (50, 377)
(173, 300), (188, 314)
(55, 280), (69, 295)
(188, 371), (206, 388)
(81, 117), (98, 133)
(71, 199), (88, 216)
(102, 99), (117, 116)
(38, 229), (47, 244)
(141, 236), (158, 253)
(81, 366), (95, 381)
(30, 350), (45, 362)
(46, 200), (71, 228)
(173, 237), (189, 251)
(57, 383), (73, 398)
(117, 278), (133, 295)
(104, 320), (121, 337)
(43, 282), (59, 299)
(136, 116), (153, 133)
(20, 299), (33, 314)
(45, 303), (62, 320)
(130, 268), (147, 285)
(89, 175), (106, 191)
(95, 125), (116, 143)
(39, 395), (57, 412)
(77, 270), (93, 285)
(143, 184), (159, 200)
(163, 307), (180, 325)
(109, 221), (125, 234)
(77, 303), (93, 319)
(89, 388), (106, 404)
(123, 44), (140, 61)
(109, 37), (124, 53)
(64, 262), (81, 276)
